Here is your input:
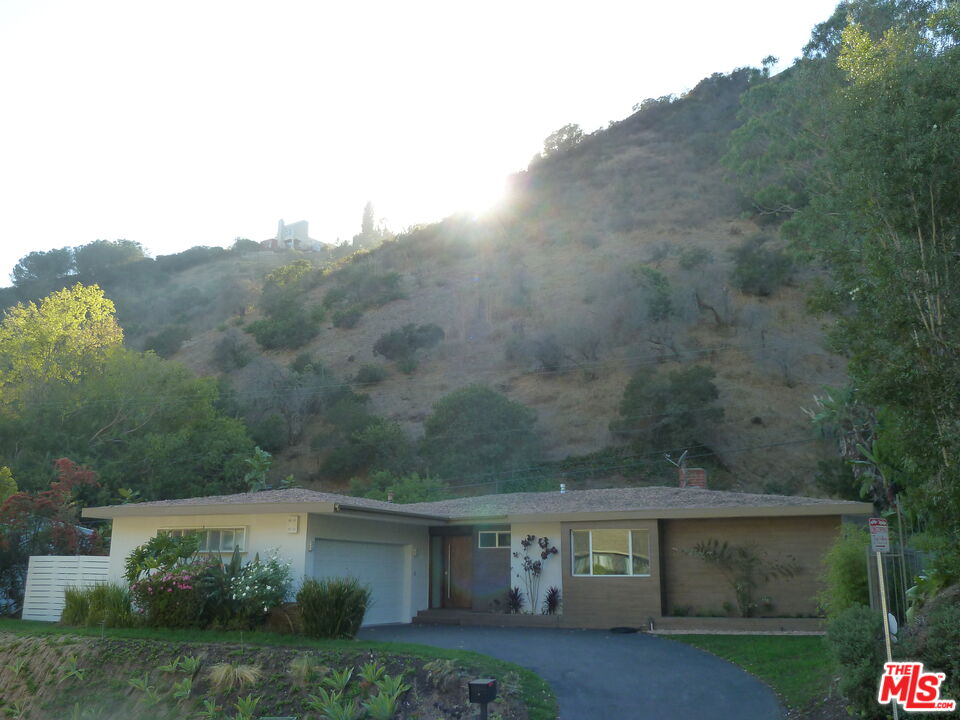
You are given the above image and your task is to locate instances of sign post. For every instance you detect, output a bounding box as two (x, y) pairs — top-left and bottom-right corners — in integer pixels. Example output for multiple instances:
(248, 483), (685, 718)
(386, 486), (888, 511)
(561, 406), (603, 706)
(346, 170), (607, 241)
(871, 518), (898, 720)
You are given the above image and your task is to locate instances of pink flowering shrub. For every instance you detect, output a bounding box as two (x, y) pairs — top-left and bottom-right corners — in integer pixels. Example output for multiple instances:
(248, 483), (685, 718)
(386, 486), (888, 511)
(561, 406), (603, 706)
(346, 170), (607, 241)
(130, 563), (206, 628)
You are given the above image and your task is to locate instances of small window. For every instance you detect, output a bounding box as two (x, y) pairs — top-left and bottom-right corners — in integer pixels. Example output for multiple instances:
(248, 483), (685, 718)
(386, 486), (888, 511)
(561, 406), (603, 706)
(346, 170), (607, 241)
(571, 529), (650, 577)
(478, 531), (511, 549)
(163, 527), (246, 553)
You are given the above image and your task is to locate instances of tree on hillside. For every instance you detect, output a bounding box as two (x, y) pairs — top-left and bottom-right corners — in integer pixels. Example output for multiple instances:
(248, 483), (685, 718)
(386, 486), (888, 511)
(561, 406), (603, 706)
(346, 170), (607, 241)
(796, 8), (960, 555)
(353, 201), (385, 249)
(362, 201), (375, 237)
(10, 248), (75, 288)
(421, 385), (540, 487)
(73, 239), (146, 278)
(3, 348), (255, 500)
(0, 283), (123, 387)
(610, 365), (723, 453)
(542, 123), (583, 158)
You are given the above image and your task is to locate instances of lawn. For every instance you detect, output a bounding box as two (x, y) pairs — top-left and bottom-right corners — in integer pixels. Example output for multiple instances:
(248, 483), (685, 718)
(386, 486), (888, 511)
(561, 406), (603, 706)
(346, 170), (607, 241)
(0, 619), (558, 720)
(667, 634), (833, 709)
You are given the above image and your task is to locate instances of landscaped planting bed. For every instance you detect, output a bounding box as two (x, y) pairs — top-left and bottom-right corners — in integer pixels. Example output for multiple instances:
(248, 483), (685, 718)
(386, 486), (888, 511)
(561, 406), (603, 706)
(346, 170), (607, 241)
(0, 626), (554, 720)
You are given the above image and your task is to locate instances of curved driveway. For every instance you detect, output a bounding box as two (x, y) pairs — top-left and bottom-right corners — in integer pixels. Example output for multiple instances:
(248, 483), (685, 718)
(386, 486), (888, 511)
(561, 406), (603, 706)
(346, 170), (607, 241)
(360, 625), (784, 720)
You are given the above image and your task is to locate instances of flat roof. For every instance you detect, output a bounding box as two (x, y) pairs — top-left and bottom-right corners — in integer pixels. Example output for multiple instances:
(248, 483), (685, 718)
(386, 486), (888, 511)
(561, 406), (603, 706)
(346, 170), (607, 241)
(83, 486), (872, 522)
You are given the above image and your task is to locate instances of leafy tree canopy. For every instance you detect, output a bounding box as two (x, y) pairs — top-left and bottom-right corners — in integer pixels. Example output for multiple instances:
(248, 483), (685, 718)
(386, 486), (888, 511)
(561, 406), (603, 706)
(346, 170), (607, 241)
(10, 247), (75, 288)
(73, 239), (146, 278)
(421, 385), (540, 486)
(349, 470), (448, 504)
(542, 123), (583, 158)
(0, 283), (123, 387)
(611, 364), (723, 452)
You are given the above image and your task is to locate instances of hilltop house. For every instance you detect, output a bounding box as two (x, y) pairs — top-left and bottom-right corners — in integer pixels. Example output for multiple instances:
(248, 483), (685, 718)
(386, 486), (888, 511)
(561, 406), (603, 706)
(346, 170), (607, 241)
(260, 219), (328, 251)
(82, 485), (871, 628)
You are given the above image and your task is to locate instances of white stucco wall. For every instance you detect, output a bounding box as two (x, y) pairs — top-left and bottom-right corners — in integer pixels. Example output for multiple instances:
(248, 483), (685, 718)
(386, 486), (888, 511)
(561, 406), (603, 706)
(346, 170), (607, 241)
(108, 512), (310, 595)
(306, 514), (430, 622)
(510, 522), (563, 614)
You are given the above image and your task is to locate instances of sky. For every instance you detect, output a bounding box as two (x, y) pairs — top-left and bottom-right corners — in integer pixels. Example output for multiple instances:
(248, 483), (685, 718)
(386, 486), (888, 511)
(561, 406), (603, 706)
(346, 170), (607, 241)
(0, 0), (841, 286)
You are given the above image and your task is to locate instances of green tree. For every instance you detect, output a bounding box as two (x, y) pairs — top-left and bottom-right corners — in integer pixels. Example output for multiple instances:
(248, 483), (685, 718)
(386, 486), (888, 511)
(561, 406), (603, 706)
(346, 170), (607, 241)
(611, 365), (723, 452)
(421, 385), (540, 486)
(73, 239), (145, 278)
(349, 470), (448, 503)
(361, 201), (375, 237)
(791, 6), (960, 552)
(1, 349), (255, 500)
(0, 283), (123, 387)
(542, 123), (584, 157)
(0, 466), (16, 504)
(10, 248), (75, 288)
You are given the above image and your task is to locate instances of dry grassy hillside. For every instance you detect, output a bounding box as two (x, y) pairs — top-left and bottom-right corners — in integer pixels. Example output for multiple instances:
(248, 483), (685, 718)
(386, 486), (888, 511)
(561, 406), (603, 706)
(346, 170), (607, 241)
(172, 80), (846, 496)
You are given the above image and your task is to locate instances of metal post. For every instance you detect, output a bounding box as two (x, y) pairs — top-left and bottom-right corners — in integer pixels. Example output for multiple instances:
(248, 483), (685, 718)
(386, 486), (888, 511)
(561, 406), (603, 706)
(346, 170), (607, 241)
(479, 703), (488, 720)
(877, 551), (899, 720)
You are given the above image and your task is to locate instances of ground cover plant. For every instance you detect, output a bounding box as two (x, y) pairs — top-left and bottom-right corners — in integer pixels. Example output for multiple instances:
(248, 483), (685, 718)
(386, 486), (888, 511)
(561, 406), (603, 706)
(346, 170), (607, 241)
(0, 621), (556, 720)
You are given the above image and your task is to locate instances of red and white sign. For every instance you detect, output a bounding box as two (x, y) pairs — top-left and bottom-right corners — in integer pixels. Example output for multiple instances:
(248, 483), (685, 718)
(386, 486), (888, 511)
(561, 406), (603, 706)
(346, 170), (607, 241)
(878, 662), (956, 712)
(869, 517), (890, 552)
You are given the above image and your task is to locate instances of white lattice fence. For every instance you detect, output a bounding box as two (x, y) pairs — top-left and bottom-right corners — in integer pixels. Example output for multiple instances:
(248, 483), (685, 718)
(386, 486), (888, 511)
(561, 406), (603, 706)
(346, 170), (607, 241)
(21, 555), (111, 622)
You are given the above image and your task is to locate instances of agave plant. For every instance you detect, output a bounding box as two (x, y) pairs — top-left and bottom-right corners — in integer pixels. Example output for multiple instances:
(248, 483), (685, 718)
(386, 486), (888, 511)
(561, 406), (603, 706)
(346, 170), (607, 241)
(375, 673), (411, 700)
(321, 666), (354, 693)
(364, 690), (400, 720)
(232, 694), (261, 720)
(180, 654), (203, 676)
(358, 660), (386, 686)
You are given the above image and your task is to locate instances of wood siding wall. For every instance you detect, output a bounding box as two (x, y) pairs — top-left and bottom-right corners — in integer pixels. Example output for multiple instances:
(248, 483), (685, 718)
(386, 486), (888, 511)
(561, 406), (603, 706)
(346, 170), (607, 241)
(560, 519), (661, 628)
(660, 516), (841, 617)
(471, 525), (511, 612)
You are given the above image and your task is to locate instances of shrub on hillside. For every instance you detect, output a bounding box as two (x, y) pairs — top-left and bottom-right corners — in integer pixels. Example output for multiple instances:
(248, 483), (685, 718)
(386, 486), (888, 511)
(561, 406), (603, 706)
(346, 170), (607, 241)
(610, 364), (723, 452)
(297, 577), (370, 639)
(818, 525), (870, 618)
(729, 234), (793, 296)
(678, 246), (713, 270)
(322, 420), (415, 479)
(250, 413), (288, 452)
(349, 470), (448, 503)
(246, 308), (319, 349)
(356, 364), (388, 385)
(143, 324), (191, 358)
(212, 329), (253, 372)
(332, 306), (363, 328)
(824, 606), (886, 719)
(421, 385), (540, 482)
(373, 323), (444, 362)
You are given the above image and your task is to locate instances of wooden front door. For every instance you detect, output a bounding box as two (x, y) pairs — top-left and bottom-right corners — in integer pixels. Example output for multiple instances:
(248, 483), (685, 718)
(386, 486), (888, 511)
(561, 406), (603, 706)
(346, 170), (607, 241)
(443, 535), (473, 609)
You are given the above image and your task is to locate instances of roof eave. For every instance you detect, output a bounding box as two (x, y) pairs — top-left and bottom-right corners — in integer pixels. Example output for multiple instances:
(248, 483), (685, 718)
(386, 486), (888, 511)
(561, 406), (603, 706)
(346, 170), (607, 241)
(448, 501), (874, 524)
(82, 501), (340, 519)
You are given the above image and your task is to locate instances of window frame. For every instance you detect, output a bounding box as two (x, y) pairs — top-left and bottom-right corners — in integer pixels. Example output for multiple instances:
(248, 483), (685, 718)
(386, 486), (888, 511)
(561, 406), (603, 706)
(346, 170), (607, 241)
(570, 529), (651, 577)
(160, 526), (248, 553)
(477, 530), (511, 549)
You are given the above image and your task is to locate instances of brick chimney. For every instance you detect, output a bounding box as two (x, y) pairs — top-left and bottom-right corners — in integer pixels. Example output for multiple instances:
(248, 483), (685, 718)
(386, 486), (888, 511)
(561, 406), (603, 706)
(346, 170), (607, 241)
(679, 467), (707, 489)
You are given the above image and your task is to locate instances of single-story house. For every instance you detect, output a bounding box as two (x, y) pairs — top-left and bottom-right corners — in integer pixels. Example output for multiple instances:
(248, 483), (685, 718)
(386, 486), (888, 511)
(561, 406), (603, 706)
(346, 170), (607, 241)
(82, 485), (872, 627)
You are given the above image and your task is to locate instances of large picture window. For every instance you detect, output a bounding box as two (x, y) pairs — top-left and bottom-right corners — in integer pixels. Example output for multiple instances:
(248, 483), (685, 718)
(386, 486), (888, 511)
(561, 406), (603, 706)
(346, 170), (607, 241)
(571, 529), (650, 576)
(162, 527), (247, 553)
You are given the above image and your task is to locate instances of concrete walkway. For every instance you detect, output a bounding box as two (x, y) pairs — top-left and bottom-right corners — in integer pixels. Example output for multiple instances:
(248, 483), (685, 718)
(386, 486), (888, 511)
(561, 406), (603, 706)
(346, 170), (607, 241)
(360, 625), (785, 720)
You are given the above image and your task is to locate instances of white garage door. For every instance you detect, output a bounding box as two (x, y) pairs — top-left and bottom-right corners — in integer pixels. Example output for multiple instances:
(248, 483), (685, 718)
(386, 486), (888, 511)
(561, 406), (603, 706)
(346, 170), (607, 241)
(313, 539), (408, 625)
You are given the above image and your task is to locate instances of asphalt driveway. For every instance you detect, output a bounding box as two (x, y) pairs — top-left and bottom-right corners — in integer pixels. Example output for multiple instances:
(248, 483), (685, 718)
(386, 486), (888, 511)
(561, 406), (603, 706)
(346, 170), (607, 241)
(360, 625), (784, 720)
